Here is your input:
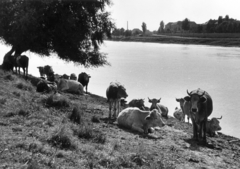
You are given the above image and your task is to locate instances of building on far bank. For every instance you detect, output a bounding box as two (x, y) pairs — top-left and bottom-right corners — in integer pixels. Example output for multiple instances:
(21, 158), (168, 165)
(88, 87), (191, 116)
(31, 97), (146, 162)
(165, 21), (197, 33)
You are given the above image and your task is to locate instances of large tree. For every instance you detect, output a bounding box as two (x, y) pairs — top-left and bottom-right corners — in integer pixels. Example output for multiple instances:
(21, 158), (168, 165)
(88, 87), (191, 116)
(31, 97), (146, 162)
(0, 0), (114, 68)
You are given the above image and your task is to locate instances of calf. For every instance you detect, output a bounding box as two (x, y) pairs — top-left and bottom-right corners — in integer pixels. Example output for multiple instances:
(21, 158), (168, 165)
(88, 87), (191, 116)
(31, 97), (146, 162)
(117, 107), (165, 134)
(106, 82), (128, 119)
(148, 98), (169, 119)
(176, 98), (191, 123)
(78, 72), (91, 93)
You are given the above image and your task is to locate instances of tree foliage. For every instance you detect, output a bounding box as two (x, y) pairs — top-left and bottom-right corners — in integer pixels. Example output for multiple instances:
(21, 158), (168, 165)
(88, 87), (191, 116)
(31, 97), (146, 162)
(182, 18), (190, 31)
(142, 22), (147, 34)
(0, 0), (115, 68)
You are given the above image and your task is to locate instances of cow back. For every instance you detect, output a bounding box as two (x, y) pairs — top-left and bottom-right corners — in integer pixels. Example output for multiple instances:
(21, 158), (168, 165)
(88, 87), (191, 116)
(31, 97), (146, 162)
(78, 72), (90, 87)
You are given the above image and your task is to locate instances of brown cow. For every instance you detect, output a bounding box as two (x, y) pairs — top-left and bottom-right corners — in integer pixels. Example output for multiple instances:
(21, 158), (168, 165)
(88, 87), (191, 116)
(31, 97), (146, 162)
(184, 88), (213, 144)
(148, 98), (169, 119)
(106, 82), (128, 119)
(176, 98), (191, 123)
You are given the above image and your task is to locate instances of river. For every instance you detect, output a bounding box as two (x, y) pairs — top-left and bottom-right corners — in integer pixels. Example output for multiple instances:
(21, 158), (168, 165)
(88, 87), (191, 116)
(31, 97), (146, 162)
(1, 41), (240, 138)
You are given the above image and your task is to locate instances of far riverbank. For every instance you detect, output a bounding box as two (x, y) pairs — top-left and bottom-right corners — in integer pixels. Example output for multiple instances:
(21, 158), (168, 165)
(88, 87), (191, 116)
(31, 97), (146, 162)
(109, 34), (240, 47)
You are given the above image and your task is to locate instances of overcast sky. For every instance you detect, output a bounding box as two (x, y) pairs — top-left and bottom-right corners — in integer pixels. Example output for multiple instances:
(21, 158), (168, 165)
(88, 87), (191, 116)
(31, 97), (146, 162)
(106, 0), (240, 31)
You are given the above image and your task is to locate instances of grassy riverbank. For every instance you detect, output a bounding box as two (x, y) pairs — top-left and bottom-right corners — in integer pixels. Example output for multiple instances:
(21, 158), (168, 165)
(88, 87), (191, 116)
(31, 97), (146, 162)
(0, 69), (240, 168)
(109, 34), (240, 47)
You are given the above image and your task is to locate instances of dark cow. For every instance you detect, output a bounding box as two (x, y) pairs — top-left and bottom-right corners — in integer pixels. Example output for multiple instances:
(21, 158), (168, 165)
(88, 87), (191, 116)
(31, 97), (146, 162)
(70, 73), (77, 80)
(2, 47), (15, 71)
(37, 65), (54, 81)
(184, 88), (213, 143)
(148, 98), (169, 119)
(176, 98), (191, 123)
(15, 55), (29, 78)
(106, 82), (128, 119)
(128, 99), (146, 110)
(36, 80), (57, 93)
(78, 72), (91, 93)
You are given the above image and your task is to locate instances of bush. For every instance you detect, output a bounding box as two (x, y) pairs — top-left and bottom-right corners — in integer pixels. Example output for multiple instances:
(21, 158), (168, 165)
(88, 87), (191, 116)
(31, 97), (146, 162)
(73, 124), (107, 144)
(48, 126), (76, 150)
(15, 80), (33, 91)
(69, 107), (82, 124)
(46, 93), (70, 108)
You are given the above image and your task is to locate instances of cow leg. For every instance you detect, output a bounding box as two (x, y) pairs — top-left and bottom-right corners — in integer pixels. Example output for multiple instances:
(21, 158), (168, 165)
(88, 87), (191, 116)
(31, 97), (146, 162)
(202, 120), (207, 143)
(86, 85), (88, 94)
(116, 99), (120, 118)
(109, 101), (112, 119)
(192, 122), (198, 140)
(132, 123), (144, 133)
(113, 100), (117, 119)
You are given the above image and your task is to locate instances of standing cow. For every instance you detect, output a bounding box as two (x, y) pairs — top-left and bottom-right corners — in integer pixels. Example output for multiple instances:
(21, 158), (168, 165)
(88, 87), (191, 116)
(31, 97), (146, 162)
(184, 88), (213, 144)
(176, 98), (191, 123)
(106, 82), (128, 119)
(15, 55), (29, 78)
(78, 72), (91, 93)
(148, 98), (169, 119)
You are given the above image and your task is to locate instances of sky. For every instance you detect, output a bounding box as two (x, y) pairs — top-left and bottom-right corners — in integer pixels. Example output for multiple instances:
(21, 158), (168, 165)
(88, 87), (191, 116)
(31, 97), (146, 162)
(106, 0), (240, 31)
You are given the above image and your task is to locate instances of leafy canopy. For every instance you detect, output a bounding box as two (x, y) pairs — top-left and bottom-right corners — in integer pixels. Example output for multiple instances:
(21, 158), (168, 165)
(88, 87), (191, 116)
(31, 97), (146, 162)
(0, 0), (115, 67)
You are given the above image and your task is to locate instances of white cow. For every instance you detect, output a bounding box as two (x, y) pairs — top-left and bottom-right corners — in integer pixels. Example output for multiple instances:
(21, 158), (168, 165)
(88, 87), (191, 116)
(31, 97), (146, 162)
(57, 79), (84, 95)
(117, 107), (165, 134)
(173, 107), (184, 121)
(206, 116), (222, 137)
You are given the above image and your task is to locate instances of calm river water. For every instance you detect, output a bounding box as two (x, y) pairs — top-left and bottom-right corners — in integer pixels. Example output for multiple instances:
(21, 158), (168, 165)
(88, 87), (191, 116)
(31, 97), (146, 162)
(1, 41), (240, 138)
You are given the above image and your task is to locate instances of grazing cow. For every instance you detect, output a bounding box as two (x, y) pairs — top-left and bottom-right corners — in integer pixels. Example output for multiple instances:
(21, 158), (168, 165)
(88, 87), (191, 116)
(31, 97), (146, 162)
(78, 72), (91, 93)
(148, 98), (169, 119)
(206, 116), (222, 137)
(176, 98), (191, 123)
(70, 73), (77, 80)
(173, 107), (184, 121)
(106, 82), (128, 119)
(36, 80), (57, 93)
(57, 79), (84, 95)
(184, 88), (213, 143)
(117, 107), (165, 134)
(37, 65), (54, 80)
(14, 55), (29, 78)
(128, 99), (146, 110)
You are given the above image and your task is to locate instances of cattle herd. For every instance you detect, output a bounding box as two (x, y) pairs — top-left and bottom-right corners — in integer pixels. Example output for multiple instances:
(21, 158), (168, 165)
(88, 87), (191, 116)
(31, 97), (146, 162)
(2, 50), (222, 144)
(107, 82), (222, 144)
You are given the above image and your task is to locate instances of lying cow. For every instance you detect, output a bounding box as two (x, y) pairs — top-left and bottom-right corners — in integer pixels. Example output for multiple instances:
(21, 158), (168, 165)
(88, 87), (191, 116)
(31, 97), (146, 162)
(70, 73), (77, 80)
(78, 72), (91, 93)
(57, 79), (84, 95)
(173, 107), (184, 122)
(106, 82), (128, 119)
(36, 80), (57, 93)
(61, 74), (70, 79)
(148, 98), (169, 119)
(176, 98), (191, 123)
(128, 99), (146, 110)
(117, 107), (165, 134)
(206, 116), (222, 137)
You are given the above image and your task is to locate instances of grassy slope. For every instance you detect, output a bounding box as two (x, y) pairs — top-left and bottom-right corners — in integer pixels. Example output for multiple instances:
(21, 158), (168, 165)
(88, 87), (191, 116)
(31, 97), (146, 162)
(110, 35), (240, 47)
(0, 69), (240, 169)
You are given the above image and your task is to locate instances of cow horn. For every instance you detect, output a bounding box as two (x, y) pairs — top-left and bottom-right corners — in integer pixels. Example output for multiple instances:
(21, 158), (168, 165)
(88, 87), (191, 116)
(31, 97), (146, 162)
(200, 91), (205, 97)
(187, 90), (191, 96)
(216, 116), (222, 120)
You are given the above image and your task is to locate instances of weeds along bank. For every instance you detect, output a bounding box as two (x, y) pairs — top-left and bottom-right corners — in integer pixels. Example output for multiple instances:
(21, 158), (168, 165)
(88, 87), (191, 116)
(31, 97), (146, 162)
(0, 69), (240, 169)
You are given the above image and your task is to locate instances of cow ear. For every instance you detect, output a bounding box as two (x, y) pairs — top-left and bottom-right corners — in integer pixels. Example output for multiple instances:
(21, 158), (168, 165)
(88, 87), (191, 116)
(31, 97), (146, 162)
(176, 98), (180, 102)
(145, 115), (151, 120)
(157, 98), (161, 103)
(200, 96), (207, 103)
(184, 96), (191, 102)
(148, 97), (152, 103)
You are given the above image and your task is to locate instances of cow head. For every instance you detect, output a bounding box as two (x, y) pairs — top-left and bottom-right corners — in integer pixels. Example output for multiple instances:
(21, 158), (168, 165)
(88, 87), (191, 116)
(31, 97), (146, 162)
(148, 98), (161, 105)
(210, 116), (222, 132)
(184, 90), (207, 115)
(176, 98), (184, 108)
(145, 109), (165, 127)
(117, 85), (128, 99)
